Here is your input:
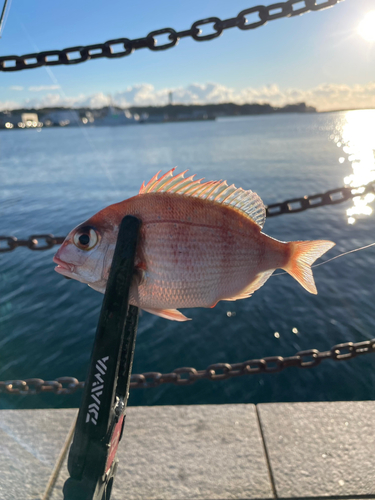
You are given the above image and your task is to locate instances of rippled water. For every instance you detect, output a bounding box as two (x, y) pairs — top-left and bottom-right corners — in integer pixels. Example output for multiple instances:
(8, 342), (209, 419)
(1, 110), (375, 410)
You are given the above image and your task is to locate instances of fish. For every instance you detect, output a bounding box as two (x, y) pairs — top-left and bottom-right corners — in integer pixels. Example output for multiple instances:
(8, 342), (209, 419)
(53, 168), (335, 321)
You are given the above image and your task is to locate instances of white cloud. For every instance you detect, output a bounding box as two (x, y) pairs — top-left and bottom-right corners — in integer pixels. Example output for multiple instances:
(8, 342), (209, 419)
(21, 93), (86, 109)
(28, 85), (61, 92)
(9, 86), (24, 91)
(79, 92), (111, 108)
(1, 81), (375, 112)
(0, 100), (20, 109)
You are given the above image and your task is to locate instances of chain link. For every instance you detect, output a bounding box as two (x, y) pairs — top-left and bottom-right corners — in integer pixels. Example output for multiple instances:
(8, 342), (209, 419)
(0, 377), (84, 395)
(0, 0), (342, 72)
(0, 234), (65, 253)
(265, 181), (375, 217)
(1, 338), (373, 395)
(1, 180), (373, 253)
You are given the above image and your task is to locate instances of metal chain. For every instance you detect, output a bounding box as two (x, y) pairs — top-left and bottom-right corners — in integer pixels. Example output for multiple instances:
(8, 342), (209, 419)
(1, 337), (374, 394)
(0, 234), (65, 253)
(0, 0), (342, 72)
(266, 181), (375, 217)
(1, 180), (373, 253)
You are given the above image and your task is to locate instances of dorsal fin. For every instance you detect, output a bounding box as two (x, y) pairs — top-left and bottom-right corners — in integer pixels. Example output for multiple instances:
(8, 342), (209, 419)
(139, 168), (266, 229)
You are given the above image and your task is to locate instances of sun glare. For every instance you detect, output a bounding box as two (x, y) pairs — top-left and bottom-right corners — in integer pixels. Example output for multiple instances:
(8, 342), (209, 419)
(358, 11), (375, 42)
(333, 110), (375, 224)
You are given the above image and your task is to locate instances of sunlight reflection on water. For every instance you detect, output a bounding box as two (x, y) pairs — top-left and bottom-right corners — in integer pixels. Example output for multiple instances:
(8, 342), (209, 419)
(2, 113), (375, 409)
(332, 110), (375, 224)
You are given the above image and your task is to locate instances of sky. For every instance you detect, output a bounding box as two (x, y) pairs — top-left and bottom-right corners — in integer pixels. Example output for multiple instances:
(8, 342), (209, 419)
(0, 0), (375, 111)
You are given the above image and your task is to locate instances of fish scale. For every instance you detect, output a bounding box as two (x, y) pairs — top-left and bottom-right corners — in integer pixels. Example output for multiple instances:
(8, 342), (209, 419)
(125, 194), (275, 310)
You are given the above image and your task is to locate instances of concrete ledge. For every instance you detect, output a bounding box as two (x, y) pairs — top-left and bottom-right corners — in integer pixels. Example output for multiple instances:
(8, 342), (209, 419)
(51, 405), (273, 500)
(0, 409), (77, 500)
(257, 402), (375, 499)
(1, 402), (374, 499)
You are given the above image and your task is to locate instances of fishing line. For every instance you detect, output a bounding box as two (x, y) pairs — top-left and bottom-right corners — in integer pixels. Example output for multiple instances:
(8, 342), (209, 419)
(0, 0), (12, 37)
(312, 242), (375, 268)
(272, 241), (375, 277)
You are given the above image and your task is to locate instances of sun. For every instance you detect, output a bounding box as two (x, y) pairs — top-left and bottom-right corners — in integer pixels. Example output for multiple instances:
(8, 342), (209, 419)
(358, 11), (375, 42)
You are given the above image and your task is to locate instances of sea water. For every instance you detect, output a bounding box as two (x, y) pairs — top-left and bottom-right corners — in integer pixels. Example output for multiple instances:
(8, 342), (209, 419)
(1, 110), (375, 409)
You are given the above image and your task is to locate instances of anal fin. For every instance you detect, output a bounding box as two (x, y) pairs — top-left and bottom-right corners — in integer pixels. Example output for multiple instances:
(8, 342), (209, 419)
(142, 307), (191, 322)
(224, 269), (274, 302)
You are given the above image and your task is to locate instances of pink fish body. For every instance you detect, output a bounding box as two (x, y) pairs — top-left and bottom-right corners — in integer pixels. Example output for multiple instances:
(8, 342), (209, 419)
(53, 169), (335, 321)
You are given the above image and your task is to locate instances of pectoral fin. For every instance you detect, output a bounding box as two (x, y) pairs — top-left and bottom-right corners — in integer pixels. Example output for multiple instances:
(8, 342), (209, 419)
(142, 307), (191, 322)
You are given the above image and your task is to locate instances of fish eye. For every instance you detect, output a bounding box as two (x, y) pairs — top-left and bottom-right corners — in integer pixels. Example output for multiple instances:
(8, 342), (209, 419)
(73, 226), (99, 251)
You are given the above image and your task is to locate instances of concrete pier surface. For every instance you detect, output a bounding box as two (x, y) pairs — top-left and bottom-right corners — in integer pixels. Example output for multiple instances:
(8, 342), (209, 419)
(0, 402), (374, 500)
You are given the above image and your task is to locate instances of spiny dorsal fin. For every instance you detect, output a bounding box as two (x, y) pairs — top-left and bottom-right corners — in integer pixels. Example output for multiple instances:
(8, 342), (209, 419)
(139, 168), (266, 229)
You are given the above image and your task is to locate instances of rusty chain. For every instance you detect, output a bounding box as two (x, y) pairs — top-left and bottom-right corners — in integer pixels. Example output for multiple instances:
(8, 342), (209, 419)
(1, 180), (373, 253)
(266, 181), (375, 216)
(0, 0), (342, 72)
(0, 234), (65, 253)
(1, 337), (374, 394)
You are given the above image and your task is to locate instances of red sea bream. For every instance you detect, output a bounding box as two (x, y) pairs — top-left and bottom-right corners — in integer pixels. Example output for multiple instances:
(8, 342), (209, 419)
(53, 169), (335, 321)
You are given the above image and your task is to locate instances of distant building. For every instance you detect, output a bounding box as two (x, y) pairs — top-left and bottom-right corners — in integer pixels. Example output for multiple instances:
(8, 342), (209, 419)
(0, 112), (21, 126)
(42, 110), (80, 127)
(175, 109), (213, 122)
(95, 106), (139, 126)
(0, 111), (41, 128)
(139, 113), (167, 123)
(0, 112), (11, 127)
(82, 111), (95, 124)
(21, 113), (38, 124)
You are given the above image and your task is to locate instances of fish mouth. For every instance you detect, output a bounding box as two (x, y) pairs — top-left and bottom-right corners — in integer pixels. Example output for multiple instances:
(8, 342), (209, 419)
(53, 256), (75, 276)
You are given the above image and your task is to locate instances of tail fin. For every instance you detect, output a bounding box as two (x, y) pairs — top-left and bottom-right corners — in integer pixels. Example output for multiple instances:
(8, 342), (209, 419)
(283, 240), (335, 294)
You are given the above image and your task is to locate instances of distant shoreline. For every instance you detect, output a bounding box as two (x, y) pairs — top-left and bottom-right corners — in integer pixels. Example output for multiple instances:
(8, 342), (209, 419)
(0, 102), (317, 129)
(2, 103), (374, 117)
(2, 102), (316, 118)
(1, 104), (373, 130)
